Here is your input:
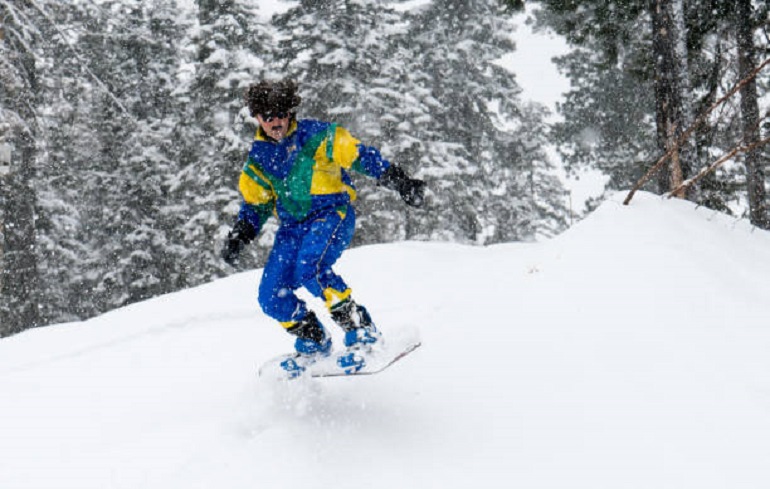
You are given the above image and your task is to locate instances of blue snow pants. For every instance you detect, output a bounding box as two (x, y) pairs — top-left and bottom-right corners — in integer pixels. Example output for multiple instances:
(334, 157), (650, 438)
(258, 205), (356, 323)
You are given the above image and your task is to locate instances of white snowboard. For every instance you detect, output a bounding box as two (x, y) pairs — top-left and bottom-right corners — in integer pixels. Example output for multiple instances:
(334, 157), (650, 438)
(259, 325), (421, 379)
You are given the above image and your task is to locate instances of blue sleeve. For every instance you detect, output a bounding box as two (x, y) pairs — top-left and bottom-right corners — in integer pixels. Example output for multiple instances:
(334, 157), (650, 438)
(353, 144), (391, 179)
(237, 201), (272, 235)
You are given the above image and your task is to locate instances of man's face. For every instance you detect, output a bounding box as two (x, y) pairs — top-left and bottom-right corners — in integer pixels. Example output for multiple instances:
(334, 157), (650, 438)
(257, 111), (290, 141)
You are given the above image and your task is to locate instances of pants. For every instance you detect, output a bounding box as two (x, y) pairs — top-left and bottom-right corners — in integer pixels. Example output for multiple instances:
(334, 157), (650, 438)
(258, 205), (355, 323)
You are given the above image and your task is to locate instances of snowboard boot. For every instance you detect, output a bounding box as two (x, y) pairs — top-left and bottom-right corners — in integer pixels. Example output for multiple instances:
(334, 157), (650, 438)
(280, 311), (332, 378)
(330, 299), (382, 349)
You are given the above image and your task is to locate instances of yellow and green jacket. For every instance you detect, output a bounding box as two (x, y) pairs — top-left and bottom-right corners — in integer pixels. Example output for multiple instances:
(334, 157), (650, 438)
(237, 118), (391, 232)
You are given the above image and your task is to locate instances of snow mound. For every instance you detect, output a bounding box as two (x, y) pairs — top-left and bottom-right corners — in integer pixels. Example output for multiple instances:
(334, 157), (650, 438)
(2, 191), (770, 489)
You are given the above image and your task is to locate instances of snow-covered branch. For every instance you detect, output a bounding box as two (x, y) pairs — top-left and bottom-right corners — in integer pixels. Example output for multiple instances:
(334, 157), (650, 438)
(20, 0), (131, 118)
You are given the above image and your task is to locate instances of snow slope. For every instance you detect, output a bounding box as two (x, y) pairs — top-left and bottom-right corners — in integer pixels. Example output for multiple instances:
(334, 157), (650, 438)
(2, 192), (770, 489)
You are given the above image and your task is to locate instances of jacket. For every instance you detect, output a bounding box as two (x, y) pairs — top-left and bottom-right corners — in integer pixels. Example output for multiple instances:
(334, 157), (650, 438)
(237, 118), (391, 233)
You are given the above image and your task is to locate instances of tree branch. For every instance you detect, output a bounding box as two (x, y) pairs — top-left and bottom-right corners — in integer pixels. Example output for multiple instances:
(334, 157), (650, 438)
(623, 56), (770, 205)
(666, 134), (770, 198)
(21, 0), (131, 118)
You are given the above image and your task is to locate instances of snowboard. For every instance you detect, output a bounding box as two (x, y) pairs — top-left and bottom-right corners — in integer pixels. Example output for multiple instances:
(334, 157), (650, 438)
(259, 325), (420, 380)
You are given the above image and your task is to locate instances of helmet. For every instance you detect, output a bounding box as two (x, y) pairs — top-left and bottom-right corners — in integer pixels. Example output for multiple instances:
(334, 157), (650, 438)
(245, 79), (301, 117)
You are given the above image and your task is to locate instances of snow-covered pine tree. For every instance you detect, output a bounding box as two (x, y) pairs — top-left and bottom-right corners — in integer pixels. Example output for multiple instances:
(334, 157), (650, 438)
(534, 0), (658, 197)
(32, 0), (188, 317)
(403, 0), (567, 241)
(107, 0), (189, 306)
(32, 1), (92, 323)
(168, 0), (271, 278)
(19, 0), (132, 322)
(77, 0), (180, 312)
(0, 0), (43, 335)
(0, 0), (587, 331)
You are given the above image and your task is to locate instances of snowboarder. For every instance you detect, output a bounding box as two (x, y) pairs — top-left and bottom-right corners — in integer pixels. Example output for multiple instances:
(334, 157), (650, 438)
(221, 79), (425, 376)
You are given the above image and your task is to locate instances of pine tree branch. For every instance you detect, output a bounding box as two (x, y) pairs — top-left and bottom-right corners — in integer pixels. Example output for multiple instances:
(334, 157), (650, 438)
(21, 0), (131, 118)
(0, 0), (41, 52)
(623, 56), (770, 205)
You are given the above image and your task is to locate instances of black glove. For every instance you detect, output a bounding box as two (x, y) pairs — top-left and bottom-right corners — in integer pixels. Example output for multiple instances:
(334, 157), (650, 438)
(221, 219), (256, 266)
(379, 165), (426, 207)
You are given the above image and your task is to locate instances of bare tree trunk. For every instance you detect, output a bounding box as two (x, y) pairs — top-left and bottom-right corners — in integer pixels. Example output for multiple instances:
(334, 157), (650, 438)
(736, 0), (769, 229)
(667, 124), (686, 198)
(650, 0), (689, 197)
(651, 0), (671, 193)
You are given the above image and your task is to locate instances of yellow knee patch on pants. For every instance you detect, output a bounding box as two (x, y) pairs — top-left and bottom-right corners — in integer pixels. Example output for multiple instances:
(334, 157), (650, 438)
(323, 287), (352, 311)
(280, 320), (297, 330)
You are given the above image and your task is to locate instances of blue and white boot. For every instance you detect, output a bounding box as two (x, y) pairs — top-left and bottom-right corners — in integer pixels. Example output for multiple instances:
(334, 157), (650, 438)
(331, 299), (382, 374)
(280, 311), (332, 378)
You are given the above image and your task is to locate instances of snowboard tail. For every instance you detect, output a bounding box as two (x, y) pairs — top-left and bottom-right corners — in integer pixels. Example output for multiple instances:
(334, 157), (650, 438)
(313, 340), (420, 377)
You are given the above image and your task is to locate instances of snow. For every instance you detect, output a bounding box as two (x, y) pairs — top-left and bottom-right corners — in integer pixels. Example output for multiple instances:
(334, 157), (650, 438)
(388, 0), (433, 13)
(175, 0), (298, 20)
(2, 192), (770, 489)
(255, 0), (299, 21)
(496, 6), (570, 119)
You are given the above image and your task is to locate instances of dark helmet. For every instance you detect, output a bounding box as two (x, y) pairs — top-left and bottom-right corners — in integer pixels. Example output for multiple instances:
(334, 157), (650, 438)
(245, 79), (302, 117)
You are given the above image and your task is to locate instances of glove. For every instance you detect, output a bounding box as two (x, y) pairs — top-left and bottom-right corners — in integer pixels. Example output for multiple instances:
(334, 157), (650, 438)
(379, 165), (426, 208)
(221, 219), (256, 266)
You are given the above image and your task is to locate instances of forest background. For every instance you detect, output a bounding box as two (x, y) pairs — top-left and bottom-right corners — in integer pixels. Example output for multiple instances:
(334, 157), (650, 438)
(1, 0), (768, 335)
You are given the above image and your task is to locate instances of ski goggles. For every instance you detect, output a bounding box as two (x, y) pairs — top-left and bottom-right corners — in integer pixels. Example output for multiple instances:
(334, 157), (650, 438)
(261, 111), (289, 122)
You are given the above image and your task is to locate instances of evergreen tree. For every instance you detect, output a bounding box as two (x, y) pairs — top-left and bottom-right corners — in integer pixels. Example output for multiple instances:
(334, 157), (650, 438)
(31, 1), (112, 322)
(534, 0), (768, 214)
(0, 0), (43, 335)
(274, 0), (567, 244)
(550, 45), (658, 191)
(45, 0), (187, 313)
(0, 0), (578, 332)
(534, 0), (660, 195)
(169, 0), (271, 277)
(91, 0), (185, 308)
(32, 0), (188, 318)
(735, 0), (768, 229)
(406, 0), (568, 241)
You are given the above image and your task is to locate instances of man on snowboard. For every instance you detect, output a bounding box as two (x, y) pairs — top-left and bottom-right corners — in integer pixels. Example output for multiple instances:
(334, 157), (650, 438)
(221, 79), (425, 375)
